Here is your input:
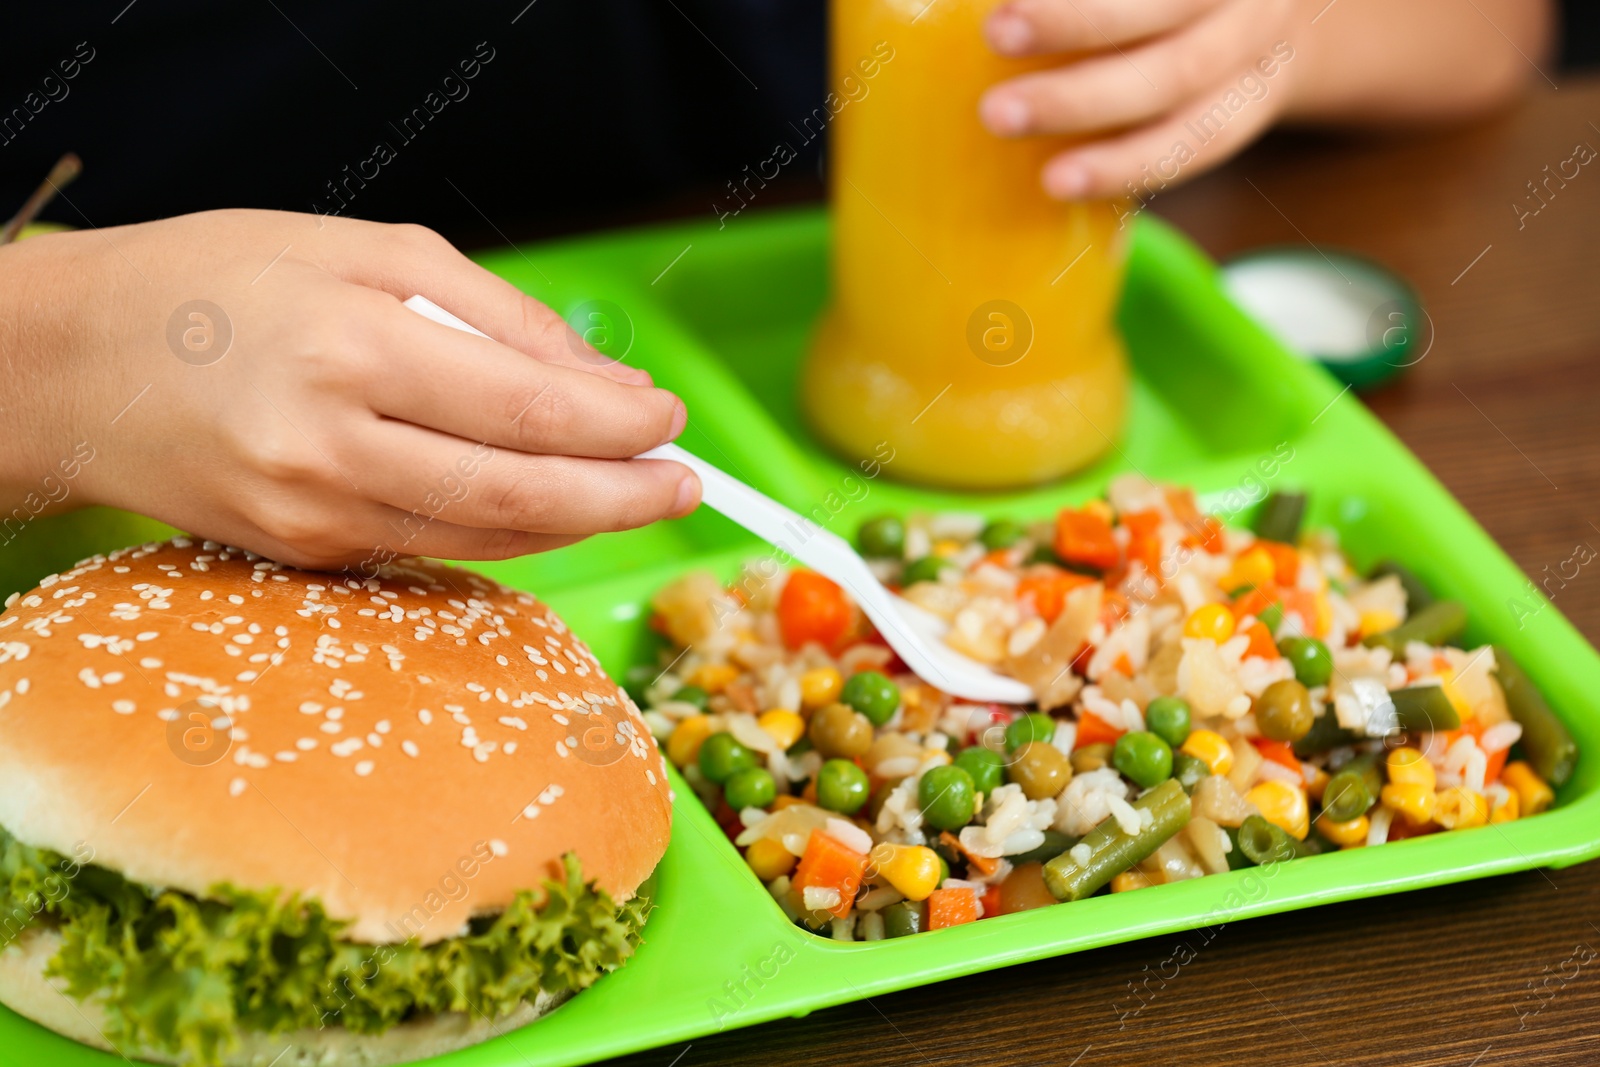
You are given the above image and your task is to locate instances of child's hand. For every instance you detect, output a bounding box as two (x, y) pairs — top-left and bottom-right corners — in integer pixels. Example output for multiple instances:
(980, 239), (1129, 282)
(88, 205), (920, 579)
(979, 0), (1300, 199)
(0, 209), (700, 570)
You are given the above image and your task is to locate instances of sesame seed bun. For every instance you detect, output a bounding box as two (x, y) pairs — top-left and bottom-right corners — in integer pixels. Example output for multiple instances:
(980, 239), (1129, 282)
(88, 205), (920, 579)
(0, 539), (672, 944)
(0, 928), (567, 1066)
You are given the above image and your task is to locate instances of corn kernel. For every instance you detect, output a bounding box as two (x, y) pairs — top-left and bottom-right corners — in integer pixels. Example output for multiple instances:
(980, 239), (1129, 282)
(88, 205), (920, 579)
(1085, 499), (1115, 526)
(771, 794), (808, 811)
(1358, 609), (1400, 638)
(746, 837), (797, 881)
(1434, 786), (1489, 830)
(1247, 779), (1310, 840)
(1180, 729), (1234, 777)
(1111, 868), (1153, 893)
(758, 709), (806, 750)
(666, 715), (714, 767)
(1223, 546), (1276, 593)
(799, 667), (843, 710)
(1501, 760), (1554, 816)
(1380, 782), (1437, 825)
(1304, 765), (1330, 804)
(1490, 789), (1521, 823)
(685, 662), (740, 695)
(1315, 811), (1371, 847)
(1386, 746), (1436, 790)
(932, 538), (963, 558)
(870, 843), (942, 901)
(1184, 603), (1237, 643)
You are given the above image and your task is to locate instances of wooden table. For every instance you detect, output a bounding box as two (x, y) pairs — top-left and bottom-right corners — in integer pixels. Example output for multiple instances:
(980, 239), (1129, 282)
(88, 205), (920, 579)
(599, 76), (1600, 1067)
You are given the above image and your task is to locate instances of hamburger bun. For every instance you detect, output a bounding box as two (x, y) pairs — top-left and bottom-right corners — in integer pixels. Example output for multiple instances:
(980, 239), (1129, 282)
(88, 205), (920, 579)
(0, 538), (672, 944)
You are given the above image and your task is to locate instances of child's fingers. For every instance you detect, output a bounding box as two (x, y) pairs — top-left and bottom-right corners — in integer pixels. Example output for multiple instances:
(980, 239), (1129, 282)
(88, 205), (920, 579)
(357, 421), (702, 536)
(980, 0), (1281, 139)
(363, 291), (686, 460)
(1038, 66), (1284, 199)
(985, 0), (1224, 57)
(325, 218), (651, 386)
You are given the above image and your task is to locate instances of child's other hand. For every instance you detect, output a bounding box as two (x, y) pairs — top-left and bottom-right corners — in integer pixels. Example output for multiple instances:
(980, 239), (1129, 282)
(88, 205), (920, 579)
(979, 0), (1300, 199)
(0, 209), (700, 571)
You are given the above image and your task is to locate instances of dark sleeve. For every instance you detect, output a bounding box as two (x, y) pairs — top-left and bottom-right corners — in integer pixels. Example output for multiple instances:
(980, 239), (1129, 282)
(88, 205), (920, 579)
(1560, 0), (1600, 69)
(0, 0), (824, 242)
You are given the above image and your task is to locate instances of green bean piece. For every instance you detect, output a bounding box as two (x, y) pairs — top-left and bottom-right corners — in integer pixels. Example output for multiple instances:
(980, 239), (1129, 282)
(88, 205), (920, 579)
(1007, 829), (1078, 866)
(1043, 779), (1191, 902)
(1223, 827), (1253, 871)
(1172, 751), (1212, 793)
(1361, 600), (1467, 654)
(1255, 491), (1307, 544)
(1235, 814), (1318, 866)
(1494, 646), (1578, 788)
(1368, 559), (1435, 612)
(1321, 753), (1380, 823)
(1390, 684), (1461, 732)
(1293, 706), (1362, 757)
(881, 899), (927, 938)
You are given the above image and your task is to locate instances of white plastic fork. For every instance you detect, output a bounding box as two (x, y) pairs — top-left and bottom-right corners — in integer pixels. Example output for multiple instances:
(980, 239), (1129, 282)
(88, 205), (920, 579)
(403, 294), (1035, 705)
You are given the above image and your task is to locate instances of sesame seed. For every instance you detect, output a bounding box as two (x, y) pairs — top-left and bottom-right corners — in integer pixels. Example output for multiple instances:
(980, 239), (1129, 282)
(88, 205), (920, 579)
(229, 778), (247, 797)
(401, 740), (419, 757)
(355, 760), (374, 777)
(488, 839), (508, 857)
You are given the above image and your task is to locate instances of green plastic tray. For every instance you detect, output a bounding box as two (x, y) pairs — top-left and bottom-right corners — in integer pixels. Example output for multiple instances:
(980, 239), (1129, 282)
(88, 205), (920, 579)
(5, 208), (1599, 1067)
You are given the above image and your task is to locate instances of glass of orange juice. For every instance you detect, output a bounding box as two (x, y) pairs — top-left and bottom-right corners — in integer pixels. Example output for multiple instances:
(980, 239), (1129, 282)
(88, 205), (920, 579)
(803, 0), (1130, 489)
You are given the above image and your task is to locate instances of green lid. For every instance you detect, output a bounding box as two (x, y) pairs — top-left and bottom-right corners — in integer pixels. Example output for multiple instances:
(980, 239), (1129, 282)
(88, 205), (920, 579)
(1220, 247), (1428, 389)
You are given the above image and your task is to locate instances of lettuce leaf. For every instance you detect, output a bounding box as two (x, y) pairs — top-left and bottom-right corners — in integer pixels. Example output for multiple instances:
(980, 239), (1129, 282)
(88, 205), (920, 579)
(0, 823), (649, 1065)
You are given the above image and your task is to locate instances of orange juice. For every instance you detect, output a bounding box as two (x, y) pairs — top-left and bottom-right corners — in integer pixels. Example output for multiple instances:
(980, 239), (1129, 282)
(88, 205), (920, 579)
(803, 0), (1130, 489)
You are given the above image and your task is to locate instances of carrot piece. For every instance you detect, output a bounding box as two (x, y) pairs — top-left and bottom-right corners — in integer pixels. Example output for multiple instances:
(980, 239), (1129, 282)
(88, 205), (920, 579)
(1099, 588), (1130, 629)
(1257, 540), (1301, 586)
(980, 884), (1003, 918)
(1484, 745), (1509, 784)
(1074, 709), (1125, 749)
(1180, 515), (1225, 554)
(939, 831), (1001, 877)
(1251, 737), (1301, 774)
(777, 570), (853, 651)
(1054, 507), (1119, 571)
(1241, 620), (1279, 660)
(1229, 584), (1278, 623)
(1123, 510), (1163, 581)
(974, 547), (1019, 572)
(1016, 566), (1094, 623)
(1112, 652), (1135, 677)
(1277, 588), (1326, 638)
(1164, 487), (1202, 525)
(791, 829), (868, 919)
(926, 887), (980, 930)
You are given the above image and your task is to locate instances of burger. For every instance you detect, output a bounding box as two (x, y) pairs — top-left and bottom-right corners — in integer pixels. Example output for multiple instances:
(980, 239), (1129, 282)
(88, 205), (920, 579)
(0, 539), (671, 1065)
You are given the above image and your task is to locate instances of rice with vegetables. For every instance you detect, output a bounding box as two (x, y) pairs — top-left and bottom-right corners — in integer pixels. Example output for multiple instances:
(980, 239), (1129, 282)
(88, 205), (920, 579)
(637, 476), (1576, 940)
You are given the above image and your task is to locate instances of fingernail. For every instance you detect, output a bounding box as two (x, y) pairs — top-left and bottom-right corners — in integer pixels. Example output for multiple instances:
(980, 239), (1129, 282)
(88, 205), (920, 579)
(667, 397), (687, 440)
(673, 474), (701, 516)
(980, 92), (1030, 135)
(1045, 160), (1091, 199)
(987, 11), (1034, 54)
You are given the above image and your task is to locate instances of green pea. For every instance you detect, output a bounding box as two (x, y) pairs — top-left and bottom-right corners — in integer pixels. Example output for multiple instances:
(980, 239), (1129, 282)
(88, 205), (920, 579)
(857, 515), (906, 559)
(1278, 636), (1332, 688)
(918, 765), (976, 831)
(980, 519), (1026, 550)
(953, 746), (1004, 796)
(1172, 751), (1211, 793)
(1257, 602), (1285, 635)
(816, 759), (870, 815)
(902, 556), (954, 586)
(1144, 697), (1192, 748)
(723, 766), (777, 810)
(882, 899), (926, 937)
(1004, 712), (1056, 751)
(1255, 678), (1315, 742)
(935, 851), (950, 884)
(672, 685), (710, 711)
(1111, 730), (1173, 790)
(840, 670), (901, 727)
(698, 731), (756, 784)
